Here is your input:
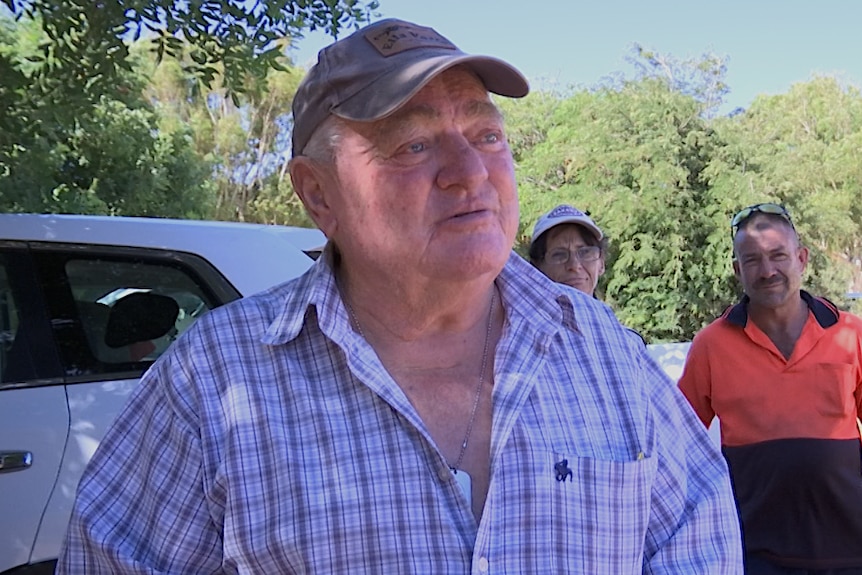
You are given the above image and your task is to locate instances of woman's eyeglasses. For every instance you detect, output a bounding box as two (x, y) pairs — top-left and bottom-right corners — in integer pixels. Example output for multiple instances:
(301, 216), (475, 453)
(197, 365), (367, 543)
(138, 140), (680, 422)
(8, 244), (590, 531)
(546, 246), (602, 266)
(730, 203), (794, 237)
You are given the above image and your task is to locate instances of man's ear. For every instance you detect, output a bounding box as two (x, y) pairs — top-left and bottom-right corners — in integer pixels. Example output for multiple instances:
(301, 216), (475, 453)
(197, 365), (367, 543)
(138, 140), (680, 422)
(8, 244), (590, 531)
(732, 258), (741, 281)
(289, 157), (337, 237)
(798, 245), (810, 272)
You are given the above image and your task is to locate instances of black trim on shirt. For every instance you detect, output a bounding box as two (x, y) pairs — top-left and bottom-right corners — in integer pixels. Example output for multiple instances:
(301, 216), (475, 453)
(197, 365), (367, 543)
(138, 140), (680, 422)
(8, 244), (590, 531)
(722, 291), (839, 329)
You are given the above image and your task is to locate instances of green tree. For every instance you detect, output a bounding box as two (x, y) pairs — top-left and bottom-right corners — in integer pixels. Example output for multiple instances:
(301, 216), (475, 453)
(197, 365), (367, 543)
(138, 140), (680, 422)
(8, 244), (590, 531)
(717, 76), (862, 308)
(4, 0), (378, 103)
(0, 16), (213, 216)
(1, 1), (377, 218)
(624, 43), (730, 117)
(512, 61), (743, 341)
(508, 49), (862, 341)
(143, 40), (307, 223)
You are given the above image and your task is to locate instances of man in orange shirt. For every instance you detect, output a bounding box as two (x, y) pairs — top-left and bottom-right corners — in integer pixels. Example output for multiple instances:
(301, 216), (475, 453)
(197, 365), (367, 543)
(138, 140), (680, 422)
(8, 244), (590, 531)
(678, 203), (862, 574)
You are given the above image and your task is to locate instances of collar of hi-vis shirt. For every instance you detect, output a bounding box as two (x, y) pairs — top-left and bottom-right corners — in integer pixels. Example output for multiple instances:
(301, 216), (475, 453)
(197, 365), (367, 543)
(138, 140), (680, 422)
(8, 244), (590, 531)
(723, 290), (840, 364)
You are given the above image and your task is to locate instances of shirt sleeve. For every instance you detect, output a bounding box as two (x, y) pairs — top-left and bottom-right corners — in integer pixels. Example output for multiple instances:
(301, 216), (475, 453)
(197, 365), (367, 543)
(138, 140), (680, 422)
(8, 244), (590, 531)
(677, 334), (716, 428)
(637, 349), (743, 573)
(56, 351), (223, 574)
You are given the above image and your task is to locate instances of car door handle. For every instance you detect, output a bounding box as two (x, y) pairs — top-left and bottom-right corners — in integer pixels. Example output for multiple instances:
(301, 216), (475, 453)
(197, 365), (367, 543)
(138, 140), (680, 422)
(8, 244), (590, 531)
(0, 451), (33, 473)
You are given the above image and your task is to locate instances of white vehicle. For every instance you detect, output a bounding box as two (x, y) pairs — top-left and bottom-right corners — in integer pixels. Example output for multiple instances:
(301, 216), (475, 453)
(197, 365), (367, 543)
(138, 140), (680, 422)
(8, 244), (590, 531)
(0, 214), (325, 575)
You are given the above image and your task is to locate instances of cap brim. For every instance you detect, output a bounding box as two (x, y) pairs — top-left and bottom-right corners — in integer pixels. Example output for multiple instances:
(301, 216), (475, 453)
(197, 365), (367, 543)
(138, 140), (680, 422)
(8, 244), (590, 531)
(531, 216), (604, 244)
(333, 52), (529, 122)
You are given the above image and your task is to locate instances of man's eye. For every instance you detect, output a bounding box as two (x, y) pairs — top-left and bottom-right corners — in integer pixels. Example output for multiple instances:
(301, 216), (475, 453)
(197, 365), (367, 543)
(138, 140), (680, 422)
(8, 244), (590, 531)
(407, 142), (427, 154)
(481, 132), (502, 145)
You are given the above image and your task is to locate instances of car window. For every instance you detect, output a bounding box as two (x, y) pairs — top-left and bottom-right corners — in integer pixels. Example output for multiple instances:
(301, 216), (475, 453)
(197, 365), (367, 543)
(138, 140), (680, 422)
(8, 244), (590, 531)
(27, 247), (238, 383)
(66, 259), (212, 365)
(61, 257), (220, 376)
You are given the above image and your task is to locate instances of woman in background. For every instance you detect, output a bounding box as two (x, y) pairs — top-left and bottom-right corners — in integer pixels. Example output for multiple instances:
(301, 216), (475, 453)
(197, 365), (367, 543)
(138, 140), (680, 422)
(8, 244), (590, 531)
(529, 204), (608, 298)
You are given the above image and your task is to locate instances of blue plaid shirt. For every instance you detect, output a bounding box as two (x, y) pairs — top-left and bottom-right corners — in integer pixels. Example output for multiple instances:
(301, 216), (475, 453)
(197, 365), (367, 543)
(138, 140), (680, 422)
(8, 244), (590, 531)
(58, 252), (742, 573)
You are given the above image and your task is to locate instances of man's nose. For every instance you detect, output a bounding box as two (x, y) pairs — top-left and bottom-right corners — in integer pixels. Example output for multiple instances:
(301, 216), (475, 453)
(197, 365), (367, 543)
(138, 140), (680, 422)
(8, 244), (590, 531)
(759, 259), (780, 278)
(436, 132), (488, 191)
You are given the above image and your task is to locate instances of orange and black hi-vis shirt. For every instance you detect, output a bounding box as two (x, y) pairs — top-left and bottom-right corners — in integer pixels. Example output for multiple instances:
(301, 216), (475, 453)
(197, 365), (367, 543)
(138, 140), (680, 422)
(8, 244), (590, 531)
(678, 291), (862, 570)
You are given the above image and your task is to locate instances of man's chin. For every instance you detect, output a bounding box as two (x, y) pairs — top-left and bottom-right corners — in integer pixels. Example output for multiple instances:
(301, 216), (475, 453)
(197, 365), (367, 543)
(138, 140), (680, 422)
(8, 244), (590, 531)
(425, 246), (509, 280)
(749, 291), (790, 309)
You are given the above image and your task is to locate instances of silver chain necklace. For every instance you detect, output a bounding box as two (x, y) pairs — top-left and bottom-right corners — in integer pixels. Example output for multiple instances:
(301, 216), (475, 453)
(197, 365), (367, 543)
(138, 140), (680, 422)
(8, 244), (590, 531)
(343, 289), (497, 471)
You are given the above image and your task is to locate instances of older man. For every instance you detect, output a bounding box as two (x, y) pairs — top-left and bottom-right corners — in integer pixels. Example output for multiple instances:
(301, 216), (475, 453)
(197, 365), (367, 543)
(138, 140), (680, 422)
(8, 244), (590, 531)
(58, 18), (742, 573)
(679, 203), (862, 574)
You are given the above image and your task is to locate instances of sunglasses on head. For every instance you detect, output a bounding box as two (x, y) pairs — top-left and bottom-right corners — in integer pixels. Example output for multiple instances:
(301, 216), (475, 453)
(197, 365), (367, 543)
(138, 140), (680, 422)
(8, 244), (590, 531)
(730, 203), (794, 237)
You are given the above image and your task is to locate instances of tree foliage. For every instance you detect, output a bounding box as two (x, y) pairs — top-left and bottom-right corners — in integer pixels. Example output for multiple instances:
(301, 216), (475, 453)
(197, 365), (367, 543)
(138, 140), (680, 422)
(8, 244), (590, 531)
(510, 50), (862, 341)
(2, 16), (860, 339)
(4, 0), (377, 103)
(0, 1), (374, 220)
(142, 39), (311, 224)
(514, 77), (741, 341)
(719, 78), (862, 305)
(623, 44), (730, 117)
(0, 17), (212, 216)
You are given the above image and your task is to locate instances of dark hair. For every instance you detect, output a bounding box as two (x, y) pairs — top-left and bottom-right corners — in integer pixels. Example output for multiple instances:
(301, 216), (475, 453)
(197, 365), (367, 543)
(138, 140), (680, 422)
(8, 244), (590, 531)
(528, 223), (607, 266)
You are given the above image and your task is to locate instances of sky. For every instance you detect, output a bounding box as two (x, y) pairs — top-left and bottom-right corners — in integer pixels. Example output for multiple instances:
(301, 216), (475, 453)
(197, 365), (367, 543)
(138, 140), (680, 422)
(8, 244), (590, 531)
(289, 0), (862, 115)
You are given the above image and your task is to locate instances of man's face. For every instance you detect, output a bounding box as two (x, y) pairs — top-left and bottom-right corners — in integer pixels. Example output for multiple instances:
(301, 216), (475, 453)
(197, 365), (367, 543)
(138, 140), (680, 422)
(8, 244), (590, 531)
(732, 216), (808, 311)
(537, 224), (604, 296)
(312, 68), (519, 284)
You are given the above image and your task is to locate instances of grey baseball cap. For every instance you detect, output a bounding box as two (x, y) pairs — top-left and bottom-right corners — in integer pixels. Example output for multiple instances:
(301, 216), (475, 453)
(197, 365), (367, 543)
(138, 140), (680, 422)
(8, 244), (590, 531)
(531, 205), (604, 244)
(291, 18), (529, 156)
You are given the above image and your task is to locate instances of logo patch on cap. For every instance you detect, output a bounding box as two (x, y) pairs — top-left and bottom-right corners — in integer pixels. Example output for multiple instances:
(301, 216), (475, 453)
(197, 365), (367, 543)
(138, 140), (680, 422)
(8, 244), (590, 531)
(548, 205), (585, 218)
(365, 22), (457, 57)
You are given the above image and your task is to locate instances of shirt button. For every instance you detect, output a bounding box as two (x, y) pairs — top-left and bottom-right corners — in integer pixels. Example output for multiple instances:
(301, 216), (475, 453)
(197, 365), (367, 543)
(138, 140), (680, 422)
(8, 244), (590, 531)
(438, 466), (451, 482)
(477, 556), (489, 573)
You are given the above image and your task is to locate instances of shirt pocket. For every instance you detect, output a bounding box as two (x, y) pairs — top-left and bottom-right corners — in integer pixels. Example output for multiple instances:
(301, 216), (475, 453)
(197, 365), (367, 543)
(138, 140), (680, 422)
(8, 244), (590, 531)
(495, 448), (657, 572)
(805, 362), (856, 419)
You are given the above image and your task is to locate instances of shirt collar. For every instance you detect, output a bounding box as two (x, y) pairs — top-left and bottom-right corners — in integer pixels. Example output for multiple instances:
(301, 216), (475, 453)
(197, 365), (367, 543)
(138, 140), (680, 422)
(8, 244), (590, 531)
(497, 252), (585, 334)
(260, 249), (588, 346)
(724, 290), (839, 328)
(260, 243), (349, 346)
